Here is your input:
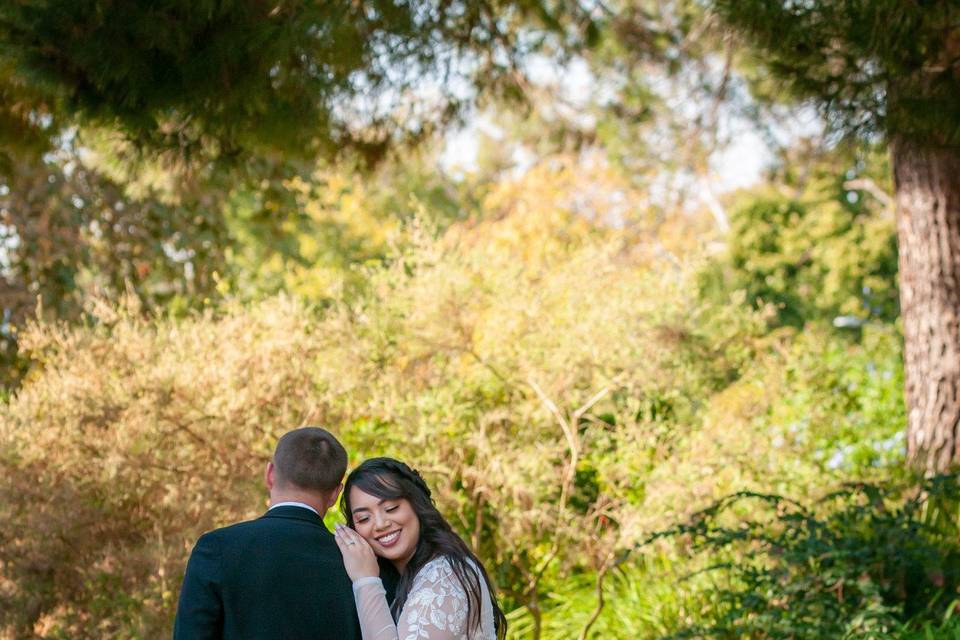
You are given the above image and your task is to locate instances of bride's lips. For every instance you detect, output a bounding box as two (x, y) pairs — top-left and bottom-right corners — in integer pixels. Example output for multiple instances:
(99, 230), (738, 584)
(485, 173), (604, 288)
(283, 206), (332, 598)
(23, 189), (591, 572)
(375, 529), (402, 548)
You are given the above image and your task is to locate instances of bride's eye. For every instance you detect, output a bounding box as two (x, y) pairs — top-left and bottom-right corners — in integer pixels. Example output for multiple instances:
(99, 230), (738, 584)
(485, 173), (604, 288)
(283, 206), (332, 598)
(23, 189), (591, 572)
(385, 505), (398, 513)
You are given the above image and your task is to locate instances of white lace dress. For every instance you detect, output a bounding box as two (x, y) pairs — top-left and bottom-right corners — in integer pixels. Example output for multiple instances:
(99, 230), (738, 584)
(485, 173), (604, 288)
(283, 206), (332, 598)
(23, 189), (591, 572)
(351, 556), (496, 640)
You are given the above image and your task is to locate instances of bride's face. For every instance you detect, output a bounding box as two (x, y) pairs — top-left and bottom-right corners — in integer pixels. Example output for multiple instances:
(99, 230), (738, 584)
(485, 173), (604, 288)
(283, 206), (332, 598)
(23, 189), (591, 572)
(349, 486), (421, 571)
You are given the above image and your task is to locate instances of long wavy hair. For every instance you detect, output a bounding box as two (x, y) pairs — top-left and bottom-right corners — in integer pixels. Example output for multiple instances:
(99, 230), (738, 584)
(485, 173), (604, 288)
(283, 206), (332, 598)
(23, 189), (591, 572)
(341, 458), (507, 640)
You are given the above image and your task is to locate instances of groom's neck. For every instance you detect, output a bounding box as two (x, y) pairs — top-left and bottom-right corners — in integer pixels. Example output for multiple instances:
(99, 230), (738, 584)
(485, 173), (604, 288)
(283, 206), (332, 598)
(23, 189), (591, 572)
(269, 489), (331, 516)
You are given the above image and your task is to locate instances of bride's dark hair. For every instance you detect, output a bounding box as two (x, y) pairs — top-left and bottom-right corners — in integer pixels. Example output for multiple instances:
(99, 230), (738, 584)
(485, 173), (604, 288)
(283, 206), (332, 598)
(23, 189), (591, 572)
(342, 457), (507, 640)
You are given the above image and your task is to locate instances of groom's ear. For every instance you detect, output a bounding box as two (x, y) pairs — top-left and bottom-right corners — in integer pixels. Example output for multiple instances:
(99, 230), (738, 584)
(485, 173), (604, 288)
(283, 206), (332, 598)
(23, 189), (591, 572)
(265, 461), (276, 491)
(330, 483), (343, 506)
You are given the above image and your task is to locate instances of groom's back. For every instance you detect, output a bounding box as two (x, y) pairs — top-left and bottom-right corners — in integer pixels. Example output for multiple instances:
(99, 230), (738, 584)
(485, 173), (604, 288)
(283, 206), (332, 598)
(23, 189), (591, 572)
(174, 506), (359, 640)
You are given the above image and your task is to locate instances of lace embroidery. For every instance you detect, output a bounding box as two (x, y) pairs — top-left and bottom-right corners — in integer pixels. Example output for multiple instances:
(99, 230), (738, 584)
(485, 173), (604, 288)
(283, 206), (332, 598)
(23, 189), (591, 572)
(400, 557), (469, 640)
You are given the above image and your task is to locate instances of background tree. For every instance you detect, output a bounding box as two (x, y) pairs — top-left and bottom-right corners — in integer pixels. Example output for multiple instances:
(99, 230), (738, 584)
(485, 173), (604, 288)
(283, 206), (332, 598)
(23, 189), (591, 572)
(706, 1), (960, 473)
(0, 0), (590, 163)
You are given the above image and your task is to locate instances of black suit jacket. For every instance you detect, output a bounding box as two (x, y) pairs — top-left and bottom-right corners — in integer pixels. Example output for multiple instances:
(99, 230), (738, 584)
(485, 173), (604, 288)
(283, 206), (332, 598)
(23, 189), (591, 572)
(174, 506), (367, 640)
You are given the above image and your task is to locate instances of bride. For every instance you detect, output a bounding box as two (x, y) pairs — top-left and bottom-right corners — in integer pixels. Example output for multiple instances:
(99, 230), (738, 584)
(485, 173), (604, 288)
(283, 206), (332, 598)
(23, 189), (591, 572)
(334, 457), (507, 640)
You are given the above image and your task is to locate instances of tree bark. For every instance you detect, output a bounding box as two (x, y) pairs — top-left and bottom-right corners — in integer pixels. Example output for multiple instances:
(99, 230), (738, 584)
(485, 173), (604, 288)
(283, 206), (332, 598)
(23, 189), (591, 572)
(894, 137), (960, 474)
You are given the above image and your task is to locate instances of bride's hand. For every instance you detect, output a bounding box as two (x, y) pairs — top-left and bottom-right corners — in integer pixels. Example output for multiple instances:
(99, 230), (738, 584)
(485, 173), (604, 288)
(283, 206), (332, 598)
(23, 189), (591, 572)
(334, 524), (380, 582)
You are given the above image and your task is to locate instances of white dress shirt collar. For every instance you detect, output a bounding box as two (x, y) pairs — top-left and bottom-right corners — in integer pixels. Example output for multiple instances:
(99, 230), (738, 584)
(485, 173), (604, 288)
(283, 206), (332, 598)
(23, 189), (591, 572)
(269, 501), (320, 516)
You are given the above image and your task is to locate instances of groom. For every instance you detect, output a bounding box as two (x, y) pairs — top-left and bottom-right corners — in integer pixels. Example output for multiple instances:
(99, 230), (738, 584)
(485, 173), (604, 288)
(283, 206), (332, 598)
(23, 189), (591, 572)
(174, 427), (362, 639)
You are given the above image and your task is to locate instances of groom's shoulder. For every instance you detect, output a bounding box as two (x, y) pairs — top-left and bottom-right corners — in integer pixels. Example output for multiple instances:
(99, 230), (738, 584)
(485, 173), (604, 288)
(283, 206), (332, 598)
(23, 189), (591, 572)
(203, 513), (280, 538)
(200, 510), (331, 543)
(206, 516), (263, 536)
(188, 516), (261, 547)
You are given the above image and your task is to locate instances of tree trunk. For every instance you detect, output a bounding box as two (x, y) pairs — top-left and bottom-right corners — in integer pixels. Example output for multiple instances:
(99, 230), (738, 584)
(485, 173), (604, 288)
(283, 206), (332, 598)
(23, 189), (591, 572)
(894, 137), (960, 474)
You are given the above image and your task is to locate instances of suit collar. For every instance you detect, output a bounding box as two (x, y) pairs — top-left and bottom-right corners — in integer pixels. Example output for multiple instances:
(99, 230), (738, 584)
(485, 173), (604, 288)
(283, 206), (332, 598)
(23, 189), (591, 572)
(261, 505), (328, 528)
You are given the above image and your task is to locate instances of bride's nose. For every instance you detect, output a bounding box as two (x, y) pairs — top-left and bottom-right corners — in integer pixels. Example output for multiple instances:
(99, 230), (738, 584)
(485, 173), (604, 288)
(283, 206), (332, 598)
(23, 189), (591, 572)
(373, 511), (390, 530)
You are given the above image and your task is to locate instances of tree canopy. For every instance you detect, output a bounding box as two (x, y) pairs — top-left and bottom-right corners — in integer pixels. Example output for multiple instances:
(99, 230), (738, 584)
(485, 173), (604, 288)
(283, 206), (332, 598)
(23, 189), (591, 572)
(711, 1), (960, 144)
(0, 0), (589, 163)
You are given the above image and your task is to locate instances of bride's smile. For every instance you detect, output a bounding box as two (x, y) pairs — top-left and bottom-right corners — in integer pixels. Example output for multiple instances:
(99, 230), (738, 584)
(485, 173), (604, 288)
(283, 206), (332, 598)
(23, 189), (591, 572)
(375, 530), (401, 547)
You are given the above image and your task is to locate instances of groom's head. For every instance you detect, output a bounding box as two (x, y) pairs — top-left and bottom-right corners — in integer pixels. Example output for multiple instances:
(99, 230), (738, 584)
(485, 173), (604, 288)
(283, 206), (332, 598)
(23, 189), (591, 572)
(266, 427), (348, 514)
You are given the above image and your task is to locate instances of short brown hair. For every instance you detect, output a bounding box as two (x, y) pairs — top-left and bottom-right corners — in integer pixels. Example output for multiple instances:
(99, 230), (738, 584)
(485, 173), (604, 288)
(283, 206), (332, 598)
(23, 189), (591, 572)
(272, 427), (347, 492)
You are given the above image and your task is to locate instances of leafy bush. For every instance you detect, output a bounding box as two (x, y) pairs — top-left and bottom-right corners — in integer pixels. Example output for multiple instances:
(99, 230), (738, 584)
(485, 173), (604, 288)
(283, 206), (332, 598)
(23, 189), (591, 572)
(633, 321), (907, 538)
(655, 476), (960, 639)
(0, 297), (320, 637)
(700, 148), (898, 329)
(504, 556), (715, 640)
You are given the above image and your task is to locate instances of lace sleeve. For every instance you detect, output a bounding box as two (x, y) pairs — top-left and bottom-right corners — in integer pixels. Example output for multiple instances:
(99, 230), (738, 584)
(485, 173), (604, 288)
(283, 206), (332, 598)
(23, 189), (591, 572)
(396, 557), (469, 640)
(352, 558), (472, 640)
(352, 577), (398, 640)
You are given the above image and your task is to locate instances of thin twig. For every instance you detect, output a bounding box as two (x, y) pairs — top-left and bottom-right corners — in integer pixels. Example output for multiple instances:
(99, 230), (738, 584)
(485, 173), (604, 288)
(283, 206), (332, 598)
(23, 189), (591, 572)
(579, 560), (612, 640)
(844, 177), (895, 217)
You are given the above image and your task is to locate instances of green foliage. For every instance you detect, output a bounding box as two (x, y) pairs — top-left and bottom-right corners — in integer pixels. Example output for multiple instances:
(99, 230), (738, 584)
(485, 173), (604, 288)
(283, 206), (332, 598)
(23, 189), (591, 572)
(0, 137), (232, 389)
(0, 152), (227, 322)
(768, 325), (906, 476)
(504, 557), (714, 639)
(896, 621), (960, 640)
(0, 139), (481, 392)
(220, 150), (482, 302)
(710, 1), (960, 144)
(0, 0), (592, 161)
(653, 476), (960, 639)
(0, 59), (53, 171)
(701, 146), (898, 327)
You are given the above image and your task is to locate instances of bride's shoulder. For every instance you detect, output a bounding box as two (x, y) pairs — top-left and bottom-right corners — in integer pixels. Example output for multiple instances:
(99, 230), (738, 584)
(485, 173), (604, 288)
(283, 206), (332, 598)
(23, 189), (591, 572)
(413, 555), (483, 589)
(414, 554), (477, 587)
(409, 556), (470, 602)
(416, 554), (456, 580)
